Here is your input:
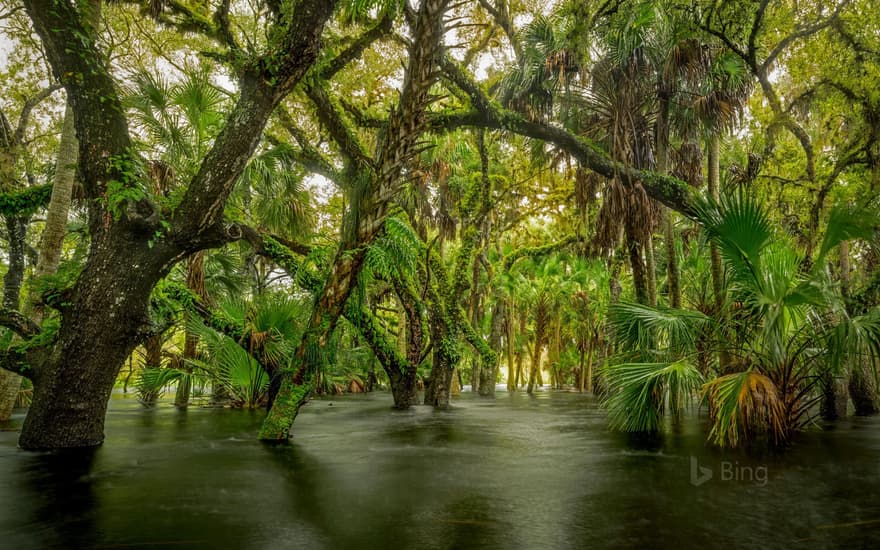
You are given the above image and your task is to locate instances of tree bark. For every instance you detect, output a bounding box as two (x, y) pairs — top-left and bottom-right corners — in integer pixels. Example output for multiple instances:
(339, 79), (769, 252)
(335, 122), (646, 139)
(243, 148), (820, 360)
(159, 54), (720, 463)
(479, 298), (504, 396)
(527, 306), (546, 394)
(505, 300), (515, 391)
(260, 0), (449, 440)
(17, 0), (337, 448)
(34, 104), (77, 284)
(0, 216), (28, 420)
(645, 235), (657, 307)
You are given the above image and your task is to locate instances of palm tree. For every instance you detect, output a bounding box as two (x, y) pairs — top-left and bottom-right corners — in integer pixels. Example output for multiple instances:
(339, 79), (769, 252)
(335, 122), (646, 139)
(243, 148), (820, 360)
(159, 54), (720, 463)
(603, 191), (880, 447)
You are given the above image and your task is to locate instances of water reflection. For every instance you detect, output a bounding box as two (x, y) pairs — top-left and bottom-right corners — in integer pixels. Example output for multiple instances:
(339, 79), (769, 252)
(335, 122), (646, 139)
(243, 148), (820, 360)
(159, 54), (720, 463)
(0, 392), (878, 549)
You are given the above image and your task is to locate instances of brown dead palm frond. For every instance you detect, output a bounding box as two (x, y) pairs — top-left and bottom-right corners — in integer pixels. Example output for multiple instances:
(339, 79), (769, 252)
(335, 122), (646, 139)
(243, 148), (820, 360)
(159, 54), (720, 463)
(703, 370), (787, 448)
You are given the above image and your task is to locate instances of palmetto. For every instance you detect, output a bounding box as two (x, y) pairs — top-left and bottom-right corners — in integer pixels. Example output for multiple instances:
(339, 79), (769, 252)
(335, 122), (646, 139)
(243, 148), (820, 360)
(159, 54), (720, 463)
(603, 191), (880, 447)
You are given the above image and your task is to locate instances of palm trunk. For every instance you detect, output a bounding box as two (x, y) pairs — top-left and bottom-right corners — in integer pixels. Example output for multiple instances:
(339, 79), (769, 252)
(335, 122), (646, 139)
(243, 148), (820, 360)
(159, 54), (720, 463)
(708, 134), (729, 371)
(585, 338), (595, 394)
(506, 301), (515, 391)
(656, 92), (680, 308)
(34, 105), (77, 283)
(645, 235), (657, 307)
(577, 342), (585, 392)
(626, 230), (648, 305)
(527, 307), (546, 394)
(664, 213), (680, 308)
(176, 252), (205, 408)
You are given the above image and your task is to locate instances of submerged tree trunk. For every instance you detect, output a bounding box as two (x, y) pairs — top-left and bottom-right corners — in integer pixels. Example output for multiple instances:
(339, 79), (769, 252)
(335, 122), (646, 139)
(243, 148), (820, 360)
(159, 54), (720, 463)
(19, 234), (179, 448)
(850, 365), (877, 416)
(176, 252), (206, 408)
(506, 301), (515, 391)
(527, 306), (546, 394)
(479, 299), (504, 396)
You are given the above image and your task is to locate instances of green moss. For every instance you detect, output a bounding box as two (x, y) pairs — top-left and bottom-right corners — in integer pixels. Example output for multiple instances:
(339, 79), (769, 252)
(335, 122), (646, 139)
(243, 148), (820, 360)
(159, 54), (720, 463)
(258, 373), (313, 441)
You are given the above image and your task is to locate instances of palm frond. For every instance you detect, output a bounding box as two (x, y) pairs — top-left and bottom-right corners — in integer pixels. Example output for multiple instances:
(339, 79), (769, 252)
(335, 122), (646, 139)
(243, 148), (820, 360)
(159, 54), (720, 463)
(601, 359), (703, 432)
(702, 370), (786, 448)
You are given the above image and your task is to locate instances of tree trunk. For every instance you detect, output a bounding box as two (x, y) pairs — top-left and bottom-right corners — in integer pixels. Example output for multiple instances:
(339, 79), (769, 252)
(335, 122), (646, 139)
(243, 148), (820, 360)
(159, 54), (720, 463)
(176, 252), (205, 408)
(849, 367), (877, 416)
(0, 215), (28, 420)
(506, 301), (515, 391)
(664, 212), (680, 308)
(820, 373), (849, 420)
(585, 338), (595, 394)
(708, 134), (729, 371)
(478, 298), (504, 396)
(34, 104), (77, 283)
(656, 92), (680, 308)
(527, 307), (546, 394)
(19, 236), (176, 449)
(645, 235), (657, 307)
(516, 310), (526, 388)
(626, 230), (648, 305)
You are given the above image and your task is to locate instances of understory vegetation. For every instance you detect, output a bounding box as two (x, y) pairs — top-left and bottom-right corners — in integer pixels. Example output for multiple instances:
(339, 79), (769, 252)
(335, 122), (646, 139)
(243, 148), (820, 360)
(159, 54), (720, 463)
(0, 0), (878, 450)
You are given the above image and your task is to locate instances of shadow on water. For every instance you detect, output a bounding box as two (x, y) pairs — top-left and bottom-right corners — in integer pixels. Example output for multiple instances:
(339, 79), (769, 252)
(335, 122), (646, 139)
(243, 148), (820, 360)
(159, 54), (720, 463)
(1, 391), (880, 548)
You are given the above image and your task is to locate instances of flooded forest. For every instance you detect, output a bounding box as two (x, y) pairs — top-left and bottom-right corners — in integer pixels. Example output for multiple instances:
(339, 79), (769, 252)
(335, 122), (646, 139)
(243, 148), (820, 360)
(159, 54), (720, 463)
(1, 0), (880, 547)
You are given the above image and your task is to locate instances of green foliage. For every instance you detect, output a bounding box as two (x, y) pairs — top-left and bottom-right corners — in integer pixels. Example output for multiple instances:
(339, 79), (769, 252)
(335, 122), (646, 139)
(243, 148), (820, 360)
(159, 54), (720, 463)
(0, 185), (52, 217)
(601, 360), (703, 433)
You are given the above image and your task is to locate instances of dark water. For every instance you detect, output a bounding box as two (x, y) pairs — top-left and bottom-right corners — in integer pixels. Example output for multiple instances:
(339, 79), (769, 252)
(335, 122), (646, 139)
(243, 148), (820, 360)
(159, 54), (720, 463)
(1, 390), (879, 549)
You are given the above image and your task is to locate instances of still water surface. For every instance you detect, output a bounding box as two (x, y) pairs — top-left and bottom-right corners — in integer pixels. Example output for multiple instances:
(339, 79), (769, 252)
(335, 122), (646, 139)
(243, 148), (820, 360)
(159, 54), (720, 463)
(1, 390), (879, 549)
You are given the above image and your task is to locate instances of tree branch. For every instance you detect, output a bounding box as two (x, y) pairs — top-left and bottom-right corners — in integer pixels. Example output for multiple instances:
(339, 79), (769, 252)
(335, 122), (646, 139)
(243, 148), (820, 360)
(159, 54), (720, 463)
(0, 307), (40, 338)
(436, 57), (698, 216)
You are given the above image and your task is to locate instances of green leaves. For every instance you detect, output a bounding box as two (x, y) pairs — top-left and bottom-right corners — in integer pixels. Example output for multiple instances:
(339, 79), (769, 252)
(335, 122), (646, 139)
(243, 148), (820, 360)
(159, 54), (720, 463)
(693, 189), (773, 285)
(815, 202), (879, 269)
(608, 301), (710, 358)
(601, 360), (703, 433)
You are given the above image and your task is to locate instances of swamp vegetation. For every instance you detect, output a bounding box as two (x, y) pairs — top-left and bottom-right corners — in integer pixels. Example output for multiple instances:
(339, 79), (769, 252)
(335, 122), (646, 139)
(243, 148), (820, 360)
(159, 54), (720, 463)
(0, 0), (880, 543)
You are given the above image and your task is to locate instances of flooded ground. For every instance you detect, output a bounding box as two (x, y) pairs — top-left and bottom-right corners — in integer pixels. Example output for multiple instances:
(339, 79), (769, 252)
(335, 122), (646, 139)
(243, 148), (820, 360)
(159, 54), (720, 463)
(1, 389), (879, 548)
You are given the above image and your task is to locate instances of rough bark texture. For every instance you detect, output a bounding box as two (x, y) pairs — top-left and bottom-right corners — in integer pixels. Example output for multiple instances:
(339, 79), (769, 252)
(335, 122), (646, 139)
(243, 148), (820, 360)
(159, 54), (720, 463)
(0, 216), (27, 420)
(17, 0), (337, 448)
(34, 104), (77, 283)
(260, 0), (450, 440)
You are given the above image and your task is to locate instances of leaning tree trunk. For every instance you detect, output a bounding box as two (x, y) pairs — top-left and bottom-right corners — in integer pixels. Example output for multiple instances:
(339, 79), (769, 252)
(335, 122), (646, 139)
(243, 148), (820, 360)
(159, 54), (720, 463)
(259, 0), (449, 440)
(19, 233), (177, 448)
